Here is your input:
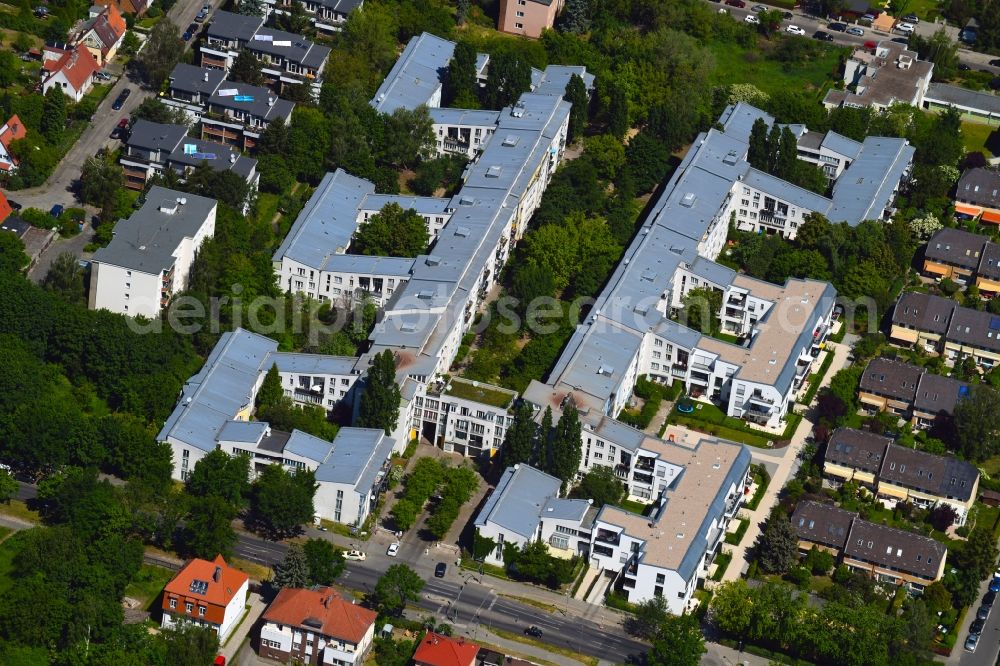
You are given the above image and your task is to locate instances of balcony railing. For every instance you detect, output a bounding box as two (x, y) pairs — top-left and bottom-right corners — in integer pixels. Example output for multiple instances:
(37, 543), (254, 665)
(747, 391), (774, 406)
(595, 530), (620, 546)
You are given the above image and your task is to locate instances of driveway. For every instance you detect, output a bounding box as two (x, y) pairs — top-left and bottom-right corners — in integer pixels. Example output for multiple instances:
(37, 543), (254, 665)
(26, 221), (96, 283)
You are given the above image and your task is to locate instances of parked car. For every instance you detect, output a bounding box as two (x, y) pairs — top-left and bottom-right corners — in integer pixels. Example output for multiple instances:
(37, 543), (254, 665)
(977, 604), (991, 621)
(813, 31), (834, 41)
(902, 13), (919, 23)
(94, 70), (112, 81)
(828, 22), (847, 31)
(182, 30), (192, 40)
(846, 26), (865, 36)
(435, 563), (447, 578)
(989, 577), (1000, 593)
(785, 25), (805, 35)
(111, 88), (131, 110)
(49, 204), (64, 219)
(725, 0), (746, 7)
(861, 13), (876, 21)
(524, 626), (543, 638)
(345, 549), (366, 561)
(965, 632), (980, 652)
(188, 22), (199, 34)
(890, 37), (909, 44)
(745, 14), (759, 24)
(983, 590), (996, 607)
(7, 199), (21, 211)
(387, 542), (400, 557)
(782, 11), (792, 19)
(751, 3), (766, 11)
(110, 117), (129, 139)
(990, 58), (1000, 67)
(195, 9), (208, 21)
(896, 22), (915, 34)
(959, 63), (972, 71)
(971, 618), (986, 635)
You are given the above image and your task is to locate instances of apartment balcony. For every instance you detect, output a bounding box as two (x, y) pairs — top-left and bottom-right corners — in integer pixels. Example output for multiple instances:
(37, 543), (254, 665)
(633, 471), (654, 486)
(593, 544), (614, 558)
(758, 210), (786, 227)
(744, 410), (770, 425)
(726, 293), (746, 306)
(443, 137), (470, 154)
(595, 529), (620, 546)
(614, 465), (630, 480)
(635, 457), (655, 472)
(747, 391), (774, 406)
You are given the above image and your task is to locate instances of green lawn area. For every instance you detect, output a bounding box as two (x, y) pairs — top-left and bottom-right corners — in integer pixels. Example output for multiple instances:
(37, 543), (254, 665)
(705, 38), (845, 97)
(0, 529), (26, 597)
(444, 377), (516, 409)
(900, 0), (944, 21)
(123, 563), (175, 611)
(619, 499), (650, 515)
(667, 401), (800, 448)
(255, 192), (280, 226)
(961, 121), (998, 159)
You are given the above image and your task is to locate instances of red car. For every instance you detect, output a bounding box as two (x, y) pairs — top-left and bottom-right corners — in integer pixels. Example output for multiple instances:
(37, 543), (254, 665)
(110, 117), (129, 139)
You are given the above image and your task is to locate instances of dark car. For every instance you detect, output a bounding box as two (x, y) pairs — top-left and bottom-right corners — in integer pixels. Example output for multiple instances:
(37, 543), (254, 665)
(725, 0), (746, 7)
(828, 22), (847, 32)
(188, 22), (199, 33)
(984, 591), (996, 608)
(110, 117), (129, 139)
(813, 30), (834, 41)
(890, 37), (909, 44)
(971, 618), (986, 635)
(977, 604), (991, 621)
(524, 625), (543, 638)
(182, 30), (192, 40)
(434, 563), (447, 578)
(991, 58), (1000, 67)
(783, 11), (792, 19)
(959, 63), (971, 71)
(6, 199), (21, 211)
(49, 204), (64, 218)
(990, 577), (1000, 593)
(111, 88), (131, 111)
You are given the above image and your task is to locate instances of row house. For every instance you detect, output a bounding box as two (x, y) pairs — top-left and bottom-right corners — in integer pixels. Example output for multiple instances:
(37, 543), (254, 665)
(264, 0), (363, 34)
(201, 82), (295, 150)
(858, 356), (970, 428)
(201, 11), (330, 98)
(890, 290), (1000, 368)
(792, 500), (947, 591)
(920, 227), (1000, 293)
(823, 427), (979, 525)
(954, 167), (1000, 225)
(120, 120), (259, 201)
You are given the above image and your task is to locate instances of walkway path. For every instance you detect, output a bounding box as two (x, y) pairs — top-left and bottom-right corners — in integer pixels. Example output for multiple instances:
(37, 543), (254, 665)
(220, 593), (266, 663)
(721, 339), (851, 582)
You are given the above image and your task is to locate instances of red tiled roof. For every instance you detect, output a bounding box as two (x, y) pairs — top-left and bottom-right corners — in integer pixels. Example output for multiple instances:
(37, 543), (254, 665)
(412, 632), (479, 666)
(263, 587), (376, 644)
(0, 192), (11, 222)
(163, 555), (248, 610)
(45, 45), (99, 93)
(105, 4), (126, 36)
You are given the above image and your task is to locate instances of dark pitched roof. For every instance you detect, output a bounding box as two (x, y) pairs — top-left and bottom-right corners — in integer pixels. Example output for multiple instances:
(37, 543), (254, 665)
(956, 168), (1000, 209)
(945, 306), (1000, 353)
(791, 500), (855, 550)
(859, 357), (922, 402)
(892, 291), (955, 336)
(925, 227), (987, 270)
(912, 371), (969, 417)
(844, 517), (946, 580)
(826, 428), (890, 475)
(168, 63), (225, 96)
(979, 242), (1000, 281)
(880, 444), (978, 502)
(205, 10), (264, 42)
(127, 119), (186, 152)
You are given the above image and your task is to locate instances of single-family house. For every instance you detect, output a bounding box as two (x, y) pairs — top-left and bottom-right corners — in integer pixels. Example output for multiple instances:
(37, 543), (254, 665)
(42, 44), (100, 102)
(161, 555), (249, 642)
(0, 115), (26, 174)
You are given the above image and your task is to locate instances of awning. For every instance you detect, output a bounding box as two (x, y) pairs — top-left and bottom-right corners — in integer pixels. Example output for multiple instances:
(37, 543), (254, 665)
(922, 261), (950, 276)
(982, 210), (1000, 224)
(890, 326), (920, 343)
(955, 203), (983, 217)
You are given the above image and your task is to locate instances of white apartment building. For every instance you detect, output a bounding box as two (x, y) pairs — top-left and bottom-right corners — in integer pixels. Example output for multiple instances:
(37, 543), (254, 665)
(88, 188), (217, 317)
(410, 376), (517, 458)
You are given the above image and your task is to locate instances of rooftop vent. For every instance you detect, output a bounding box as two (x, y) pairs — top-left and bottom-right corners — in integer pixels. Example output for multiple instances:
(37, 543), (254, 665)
(203, 71), (209, 82)
(502, 134), (519, 147)
(400, 322), (417, 333)
(425, 256), (441, 266)
(459, 195), (475, 206)
(598, 365), (614, 376)
(680, 192), (697, 208)
(486, 165), (502, 178)
(722, 150), (739, 166)
(417, 290), (434, 300)
(511, 102), (525, 118)
(455, 226), (470, 238)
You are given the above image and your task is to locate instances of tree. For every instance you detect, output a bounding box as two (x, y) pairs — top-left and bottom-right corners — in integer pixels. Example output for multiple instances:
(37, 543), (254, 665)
(584, 134), (626, 181)
(40, 87), (66, 144)
(273, 0), (310, 33)
(162, 622), (220, 666)
(679, 287), (721, 334)
(625, 131), (671, 194)
(710, 579), (754, 638)
(0, 469), (17, 504)
(185, 449), (251, 509)
(482, 53), (532, 110)
(138, 20), (182, 88)
(41, 252), (84, 304)
(501, 401), (537, 468)
(548, 405), (582, 488)
(380, 106), (435, 169)
(909, 213), (942, 240)
(353, 203), (428, 257)
(929, 504), (958, 532)
(130, 97), (188, 125)
(952, 384), (1000, 460)
(357, 350), (402, 435)
(302, 537), (345, 585)
(274, 542), (310, 589)
(0, 233), (28, 276)
(374, 564), (425, 616)
(571, 465), (625, 508)
(559, 0), (591, 33)
(754, 510), (798, 574)
(250, 465), (317, 538)
(342, 3), (398, 74)
(182, 495), (237, 559)
(445, 41), (478, 108)
(607, 82), (628, 139)
(775, 126), (799, 180)
(81, 156), (124, 222)
(256, 363), (285, 409)
(648, 613), (706, 666)
(237, 0), (263, 14)
(230, 50), (264, 85)
(625, 595), (668, 640)
(757, 9), (784, 37)
(564, 73), (589, 143)
(910, 29), (959, 81)
(747, 117), (769, 170)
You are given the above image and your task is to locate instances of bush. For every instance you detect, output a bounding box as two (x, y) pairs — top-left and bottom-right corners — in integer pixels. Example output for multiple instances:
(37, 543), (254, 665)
(787, 566), (811, 588)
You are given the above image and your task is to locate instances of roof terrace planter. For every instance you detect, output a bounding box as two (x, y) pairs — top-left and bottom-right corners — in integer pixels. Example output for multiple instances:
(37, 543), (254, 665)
(443, 377), (515, 410)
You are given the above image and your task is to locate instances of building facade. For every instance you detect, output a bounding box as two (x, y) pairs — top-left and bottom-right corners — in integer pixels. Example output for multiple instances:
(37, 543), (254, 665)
(497, 0), (563, 38)
(161, 555), (249, 642)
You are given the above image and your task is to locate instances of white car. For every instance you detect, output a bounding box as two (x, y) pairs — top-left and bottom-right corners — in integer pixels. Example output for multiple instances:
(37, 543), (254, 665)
(345, 549), (366, 561)
(745, 14), (759, 24)
(896, 22), (915, 34)
(387, 542), (400, 557)
(785, 25), (806, 35)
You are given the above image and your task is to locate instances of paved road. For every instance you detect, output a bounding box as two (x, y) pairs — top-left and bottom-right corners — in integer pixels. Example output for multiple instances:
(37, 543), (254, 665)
(707, 0), (1000, 74)
(949, 573), (1000, 666)
(7, 0), (223, 216)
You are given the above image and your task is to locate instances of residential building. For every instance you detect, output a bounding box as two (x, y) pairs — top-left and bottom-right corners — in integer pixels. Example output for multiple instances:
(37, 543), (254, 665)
(201, 11), (331, 97)
(412, 632), (479, 666)
(73, 4), (127, 65)
(165, 64), (227, 121)
(498, 0), (564, 38)
(161, 555), (249, 641)
(791, 500), (947, 590)
(921, 227), (988, 284)
(890, 291), (1000, 368)
(857, 356), (969, 428)
(0, 192), (11, 223)
(263, 0), (363, 34)
(41, 44), (100, 102)
(95, 0), (151, 16)
(429, 108), (502, 159)
(412, 376), (517, 458)
(201, 82), (295, 150)
(0, 208), (55, 269)
(259, 586), (376, 665)
(473, 464), (595, 567)
(924, 83), (1000, 126)
(120, 120), (259, 198)
(823, 41), (933, 110)
(954, 168), (1000, 225)
(823, 427), (979, 524)
(0, 114), (26, 174)
(88, 188), (217, 317)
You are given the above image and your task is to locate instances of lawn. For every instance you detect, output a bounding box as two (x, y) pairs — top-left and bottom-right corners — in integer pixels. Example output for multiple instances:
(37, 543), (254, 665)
(705, 38), (845, 97)
(123, 563), (175, 611)
(444, 377), (516, 409)
(667, 401), (800, 448)
(0, 529), (25, 597)
(619, 499), (650, 515)
(492, 628), (599, 666)
(961, 121), (998, 159)
(0, 499), (40, 524)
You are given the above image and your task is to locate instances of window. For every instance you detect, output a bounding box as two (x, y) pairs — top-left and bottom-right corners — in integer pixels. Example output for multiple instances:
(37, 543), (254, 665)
(185, 602), (193, 613)
(515, 21), (523, 28)
(198, 606), (206, 617)
(169, 598), (177, 609)
(516, 10), (524, 16)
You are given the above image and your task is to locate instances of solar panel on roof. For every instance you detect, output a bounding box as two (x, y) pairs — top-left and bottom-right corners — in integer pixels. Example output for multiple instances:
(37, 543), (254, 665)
(990, 316), (1000, 331)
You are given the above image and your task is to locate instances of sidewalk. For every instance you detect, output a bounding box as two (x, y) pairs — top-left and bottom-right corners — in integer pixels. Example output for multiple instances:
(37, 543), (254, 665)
(221, 592), (267, 663)
(460, 625), (593, 666)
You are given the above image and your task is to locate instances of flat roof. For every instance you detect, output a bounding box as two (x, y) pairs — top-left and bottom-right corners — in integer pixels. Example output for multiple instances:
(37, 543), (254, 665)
(475, 464), (563, 540)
